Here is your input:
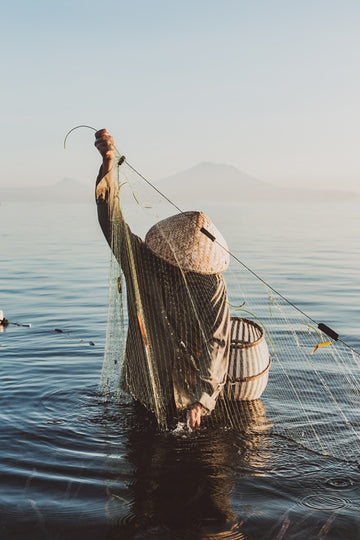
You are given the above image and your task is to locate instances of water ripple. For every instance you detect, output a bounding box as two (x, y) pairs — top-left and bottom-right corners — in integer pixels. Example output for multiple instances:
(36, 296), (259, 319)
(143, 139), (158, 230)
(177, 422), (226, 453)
(300, 493), (351, 510)
(325, 476), (355, 489)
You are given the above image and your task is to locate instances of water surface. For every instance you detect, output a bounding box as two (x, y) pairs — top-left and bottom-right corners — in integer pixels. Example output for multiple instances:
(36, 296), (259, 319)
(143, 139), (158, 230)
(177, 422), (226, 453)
(1, 200), (360, 539)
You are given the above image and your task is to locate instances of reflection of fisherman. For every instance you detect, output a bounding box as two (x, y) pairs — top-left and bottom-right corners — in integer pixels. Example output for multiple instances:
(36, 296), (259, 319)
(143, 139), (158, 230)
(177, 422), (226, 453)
(95, 129), (231, 428)
(123, 414), (237, 533)
(105, 400), (271, 537)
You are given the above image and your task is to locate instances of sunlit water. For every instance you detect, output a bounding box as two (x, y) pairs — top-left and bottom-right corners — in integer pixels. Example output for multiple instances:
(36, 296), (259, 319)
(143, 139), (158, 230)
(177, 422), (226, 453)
(1, 200), (360, 539)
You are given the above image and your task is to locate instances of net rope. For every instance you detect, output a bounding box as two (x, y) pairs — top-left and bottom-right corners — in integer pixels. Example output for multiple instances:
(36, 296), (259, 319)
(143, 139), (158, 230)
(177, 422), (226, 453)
(97, 147), (360, 465)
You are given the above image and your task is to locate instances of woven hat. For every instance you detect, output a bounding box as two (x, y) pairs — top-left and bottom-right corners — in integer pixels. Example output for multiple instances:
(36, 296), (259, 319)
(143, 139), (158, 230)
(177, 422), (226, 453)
(145, 211), (229, 274)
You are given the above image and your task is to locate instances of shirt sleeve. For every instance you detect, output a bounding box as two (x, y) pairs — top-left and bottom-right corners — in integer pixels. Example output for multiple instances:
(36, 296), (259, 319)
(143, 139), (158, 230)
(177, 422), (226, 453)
(95, 166), (122, 250)
(95, 165), (143, 265)
(193, 276), (231, 413)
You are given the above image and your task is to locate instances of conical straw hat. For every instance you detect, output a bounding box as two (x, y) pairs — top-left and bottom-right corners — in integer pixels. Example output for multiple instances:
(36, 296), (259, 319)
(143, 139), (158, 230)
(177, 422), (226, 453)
(145, 211), (229, 274)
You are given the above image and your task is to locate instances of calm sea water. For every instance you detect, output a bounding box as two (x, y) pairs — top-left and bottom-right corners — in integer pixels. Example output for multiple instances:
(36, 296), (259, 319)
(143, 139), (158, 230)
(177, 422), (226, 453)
(1, 200), (360, 539)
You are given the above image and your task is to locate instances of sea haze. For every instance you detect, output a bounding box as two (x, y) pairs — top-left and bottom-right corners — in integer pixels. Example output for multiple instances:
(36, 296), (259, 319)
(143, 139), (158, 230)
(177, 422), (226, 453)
(1, 162), (359, 203)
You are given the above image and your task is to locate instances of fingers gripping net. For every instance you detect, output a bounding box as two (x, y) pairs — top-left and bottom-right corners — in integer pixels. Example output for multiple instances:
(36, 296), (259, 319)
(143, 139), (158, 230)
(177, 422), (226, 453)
(99, 157), (360, 464)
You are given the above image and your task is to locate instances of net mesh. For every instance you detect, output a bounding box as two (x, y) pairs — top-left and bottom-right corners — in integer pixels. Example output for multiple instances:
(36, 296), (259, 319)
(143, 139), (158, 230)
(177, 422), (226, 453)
(98, 153), (360, 464)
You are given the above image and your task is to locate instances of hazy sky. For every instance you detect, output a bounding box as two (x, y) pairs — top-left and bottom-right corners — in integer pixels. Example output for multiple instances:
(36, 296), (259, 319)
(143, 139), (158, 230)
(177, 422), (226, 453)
(2, 0), (360, 193)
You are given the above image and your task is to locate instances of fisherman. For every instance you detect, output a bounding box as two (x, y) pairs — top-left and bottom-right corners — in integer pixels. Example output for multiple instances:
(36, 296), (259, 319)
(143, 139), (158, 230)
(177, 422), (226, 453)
(94, 129), (230, 429)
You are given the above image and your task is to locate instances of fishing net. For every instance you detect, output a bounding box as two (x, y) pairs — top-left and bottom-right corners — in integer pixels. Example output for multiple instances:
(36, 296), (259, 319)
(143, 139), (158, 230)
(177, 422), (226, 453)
(96, 145), (360, 465)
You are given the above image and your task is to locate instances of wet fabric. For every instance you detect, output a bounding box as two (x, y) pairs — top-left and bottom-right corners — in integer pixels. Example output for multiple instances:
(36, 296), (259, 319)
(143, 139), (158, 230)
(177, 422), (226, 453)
(96, 169), (230, 426)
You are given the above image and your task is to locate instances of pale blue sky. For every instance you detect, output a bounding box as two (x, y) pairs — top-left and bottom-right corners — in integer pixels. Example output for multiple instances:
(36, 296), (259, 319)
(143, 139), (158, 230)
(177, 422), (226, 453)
(2, 0), (360, 192)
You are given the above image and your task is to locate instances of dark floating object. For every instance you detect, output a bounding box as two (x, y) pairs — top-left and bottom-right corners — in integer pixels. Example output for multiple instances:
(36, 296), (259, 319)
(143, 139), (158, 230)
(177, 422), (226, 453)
(54, 326), (95, 346)
(1, 310), (30, 327)
(318, 323), (339, 341)
(1, 311), (95, 347)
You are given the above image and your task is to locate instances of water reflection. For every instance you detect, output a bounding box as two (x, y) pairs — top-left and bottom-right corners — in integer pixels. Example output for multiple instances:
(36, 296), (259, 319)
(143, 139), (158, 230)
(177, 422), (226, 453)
(105, 399), (272, 539)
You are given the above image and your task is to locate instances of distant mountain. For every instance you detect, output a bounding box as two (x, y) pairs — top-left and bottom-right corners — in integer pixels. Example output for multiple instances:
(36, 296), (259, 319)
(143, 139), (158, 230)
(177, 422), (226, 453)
(155, 162), (360, 203)
(1, 163), (359, 204)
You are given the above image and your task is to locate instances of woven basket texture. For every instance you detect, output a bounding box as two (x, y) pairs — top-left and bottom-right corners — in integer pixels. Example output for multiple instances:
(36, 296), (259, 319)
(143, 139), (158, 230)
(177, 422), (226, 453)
(225, 317), (270, 401)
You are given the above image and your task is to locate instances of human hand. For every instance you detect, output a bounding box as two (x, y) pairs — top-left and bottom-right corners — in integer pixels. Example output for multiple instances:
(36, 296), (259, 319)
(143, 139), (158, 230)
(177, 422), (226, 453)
(94, 129), (115, 173)
(187, 402), (203, 429)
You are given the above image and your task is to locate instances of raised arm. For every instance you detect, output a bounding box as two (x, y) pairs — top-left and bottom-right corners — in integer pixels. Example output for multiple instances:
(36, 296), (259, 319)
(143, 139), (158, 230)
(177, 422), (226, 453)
(94, 129), (119, 246)
(95, 128), (115, 176)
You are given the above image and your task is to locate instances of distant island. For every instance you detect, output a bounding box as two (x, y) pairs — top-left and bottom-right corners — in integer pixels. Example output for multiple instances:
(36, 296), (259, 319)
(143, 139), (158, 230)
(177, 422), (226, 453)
(1, 163), (359, 204)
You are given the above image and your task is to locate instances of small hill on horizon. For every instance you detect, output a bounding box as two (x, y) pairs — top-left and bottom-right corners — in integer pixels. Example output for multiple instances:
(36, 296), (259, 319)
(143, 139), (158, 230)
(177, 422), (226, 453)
(1, 163), (359, 204)
(155, 162), (360, 203)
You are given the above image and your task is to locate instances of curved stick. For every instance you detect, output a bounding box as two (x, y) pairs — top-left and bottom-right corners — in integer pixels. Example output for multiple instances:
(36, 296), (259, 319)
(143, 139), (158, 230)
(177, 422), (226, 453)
(63, 124), (97, 149)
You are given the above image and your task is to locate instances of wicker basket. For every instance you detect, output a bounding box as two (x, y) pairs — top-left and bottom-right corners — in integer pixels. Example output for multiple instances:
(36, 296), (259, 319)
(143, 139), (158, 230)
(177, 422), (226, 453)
(225, 317), (271, 401)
